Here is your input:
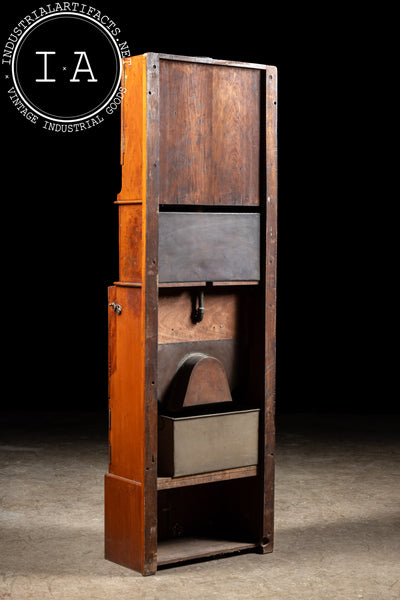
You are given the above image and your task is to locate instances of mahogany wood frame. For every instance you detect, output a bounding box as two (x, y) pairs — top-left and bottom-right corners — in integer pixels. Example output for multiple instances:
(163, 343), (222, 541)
(105, 53), (278, 575)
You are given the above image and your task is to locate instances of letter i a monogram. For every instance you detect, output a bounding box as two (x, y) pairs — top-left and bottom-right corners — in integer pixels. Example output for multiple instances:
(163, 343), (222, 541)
(35, 51), (98, 82)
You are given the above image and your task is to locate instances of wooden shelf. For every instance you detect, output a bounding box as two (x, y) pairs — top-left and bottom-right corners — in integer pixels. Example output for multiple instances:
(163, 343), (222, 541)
(158, 281), (259, 288)
(158, 281), (207, 288)
(157, 537), (258, 566)
(157, 465), (258, 490)
(212, 281), (259, 286)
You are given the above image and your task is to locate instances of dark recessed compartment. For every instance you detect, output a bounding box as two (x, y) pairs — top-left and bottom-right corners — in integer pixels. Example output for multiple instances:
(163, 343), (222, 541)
(158, 212), (260, 284)
(157, 283), (262, 479)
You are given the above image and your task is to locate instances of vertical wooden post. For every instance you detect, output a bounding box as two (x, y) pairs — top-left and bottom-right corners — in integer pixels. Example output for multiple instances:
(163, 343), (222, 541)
(261, 65), (278, 553)
(143, 52), (160, 575)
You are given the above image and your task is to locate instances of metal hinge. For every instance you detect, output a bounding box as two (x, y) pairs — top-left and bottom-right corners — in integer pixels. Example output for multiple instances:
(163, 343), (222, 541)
(109, 302), (122, 315)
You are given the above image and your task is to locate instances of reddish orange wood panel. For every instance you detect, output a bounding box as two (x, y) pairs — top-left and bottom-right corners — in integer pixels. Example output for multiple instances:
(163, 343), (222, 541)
(118, 204), (143, 282)
(108, 286), (117, 398)
(106, 54), (150, 574)
(118, 55), (146, 202)
(105, 473), (144, 572)
(108, 285), (145, 482)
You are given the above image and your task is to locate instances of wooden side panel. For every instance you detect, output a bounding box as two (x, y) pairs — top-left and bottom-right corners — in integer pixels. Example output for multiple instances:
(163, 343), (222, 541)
(108, 285), (145, 482)
(159, 59), (260, 205)
(118, 204), (142, 282)
(108, 286), (117, 398)
(105, 473), (143, 572)
(106, 54), (152, 575)
(118, 55), (146, 202)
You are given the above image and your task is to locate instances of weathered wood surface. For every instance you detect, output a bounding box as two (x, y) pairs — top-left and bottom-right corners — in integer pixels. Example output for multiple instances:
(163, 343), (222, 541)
(159, 59), (261, 205)
(157, 465), (258, 490)
(158, 289), (241, 344)
(157, 537), (257, 566)
(261, 64), (278, 555)
(157, 339), (244, 404)
(164, 353), (233, 411)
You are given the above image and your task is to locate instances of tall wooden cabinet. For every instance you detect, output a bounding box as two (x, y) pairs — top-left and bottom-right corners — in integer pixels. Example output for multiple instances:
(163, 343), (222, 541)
(105, 53), (277, 575)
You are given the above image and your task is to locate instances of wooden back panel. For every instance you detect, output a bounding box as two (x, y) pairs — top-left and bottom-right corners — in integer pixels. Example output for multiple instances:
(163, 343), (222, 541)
(159, 59), (261, 205)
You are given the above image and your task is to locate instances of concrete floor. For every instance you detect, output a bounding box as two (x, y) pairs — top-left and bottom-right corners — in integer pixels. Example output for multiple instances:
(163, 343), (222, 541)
(0, 411), (399, 600)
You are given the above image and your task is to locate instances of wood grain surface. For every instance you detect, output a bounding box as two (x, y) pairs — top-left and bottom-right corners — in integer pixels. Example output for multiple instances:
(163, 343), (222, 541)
(159, 59), (261, 205)
(158, 289), (240, 343)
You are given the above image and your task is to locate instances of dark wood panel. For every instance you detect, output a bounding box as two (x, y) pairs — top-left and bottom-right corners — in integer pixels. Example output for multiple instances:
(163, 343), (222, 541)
(158, 212), (260, 283)
(211, 65), (260, 205)
(144, 52), (160, 575)
(159, 60), (260, 205)
(157, 478), (261, 544)
(163, 353), (233, 411)
(157, 465), (258, 490)
(157, 537), (257, 566)
(158, 289), (240, 344)
(261, 65), (278, 554)
(157, 339), (245, 405)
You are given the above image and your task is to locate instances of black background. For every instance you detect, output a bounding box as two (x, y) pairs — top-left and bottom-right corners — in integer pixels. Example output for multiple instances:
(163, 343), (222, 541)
(0, 2), (390, 416)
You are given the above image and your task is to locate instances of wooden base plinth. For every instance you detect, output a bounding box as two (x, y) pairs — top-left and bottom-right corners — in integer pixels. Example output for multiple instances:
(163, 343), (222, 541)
(104, 473), (145, 573)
